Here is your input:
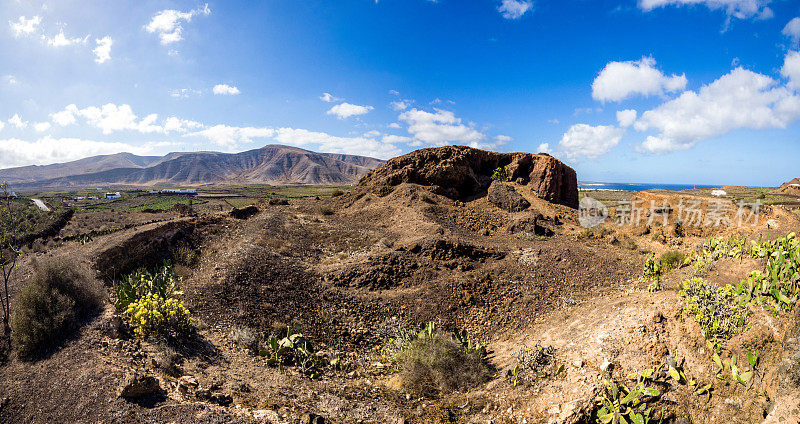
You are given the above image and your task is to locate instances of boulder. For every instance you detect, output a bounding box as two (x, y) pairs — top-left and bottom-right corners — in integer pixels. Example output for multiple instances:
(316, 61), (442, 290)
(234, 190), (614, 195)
(357, 146), (578, 208)
(119, 372), (161, 398)
(487, 181), (530, 212)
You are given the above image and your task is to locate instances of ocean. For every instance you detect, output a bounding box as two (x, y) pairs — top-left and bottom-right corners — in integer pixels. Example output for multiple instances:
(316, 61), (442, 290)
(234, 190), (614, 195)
(579, 182), (720, 192)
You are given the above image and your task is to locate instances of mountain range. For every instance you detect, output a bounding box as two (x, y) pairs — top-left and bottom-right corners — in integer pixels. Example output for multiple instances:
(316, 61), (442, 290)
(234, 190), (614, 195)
(0, 145), (385, 190)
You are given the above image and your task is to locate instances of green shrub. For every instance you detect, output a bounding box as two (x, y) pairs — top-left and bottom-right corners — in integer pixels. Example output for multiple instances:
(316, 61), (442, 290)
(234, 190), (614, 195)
(397, 328), (492, 396)
(11, 259), (104, 357)
(658, 250), (686, 273)
(172, 243), (199, 266)
(680, 278), (747, 340)
(115, 261), (180, 311)
(490, 166), (508, 182)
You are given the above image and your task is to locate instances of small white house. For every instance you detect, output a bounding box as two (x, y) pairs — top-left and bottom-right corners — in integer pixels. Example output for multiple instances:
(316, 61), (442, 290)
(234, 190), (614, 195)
(105, 192), (121, 199)
(711, 189), (727, 197)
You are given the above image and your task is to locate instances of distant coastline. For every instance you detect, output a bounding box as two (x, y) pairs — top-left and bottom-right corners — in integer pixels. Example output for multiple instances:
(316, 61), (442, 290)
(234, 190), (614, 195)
(579, 182), (720, 192)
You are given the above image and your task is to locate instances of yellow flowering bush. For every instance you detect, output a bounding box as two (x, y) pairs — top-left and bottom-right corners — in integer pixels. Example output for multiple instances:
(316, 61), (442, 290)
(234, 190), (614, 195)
(124, 293), (193, 339)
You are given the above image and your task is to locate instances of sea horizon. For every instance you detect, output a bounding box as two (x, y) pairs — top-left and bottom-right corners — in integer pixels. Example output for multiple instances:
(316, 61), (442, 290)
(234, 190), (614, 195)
(578, 181), (731, 192)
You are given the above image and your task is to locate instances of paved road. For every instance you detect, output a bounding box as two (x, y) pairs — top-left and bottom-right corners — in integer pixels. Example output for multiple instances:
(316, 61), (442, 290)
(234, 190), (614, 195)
(31, 198), (51, 212)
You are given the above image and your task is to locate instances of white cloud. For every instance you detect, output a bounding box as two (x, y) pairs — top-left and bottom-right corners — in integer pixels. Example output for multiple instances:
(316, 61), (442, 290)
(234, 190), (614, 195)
(592, 56), (687, 102)
(557, 124), (624, 160)
(498, 0), (533, 19)
(273, 128), (402, 159)
(34, 122), (51, 132)
(381, 134), (412, 144)
(548, 118), (559, 124)
(44, 29), (87, 47)
(145, 4), (211, 45)
(5, 75), (17, 85)
(187, 125), (275, 147)
(212, 84), (241, 95)
(0, 136), (154, 169)
(388, 122), (402, 129)
(320, 92), (342, 102)
(391, 101), (409, 111)
(8, 114), (28, 129)
(495, 135), (513, 142)
(51, 104), (79, 126)
(0, 121), (4, 132)
(170, 88), (202, 98)
(9, 16), (40, 37)
(784, 18), (800, 46)
(163, 117), (203, 133)
(537, 142), (551, 154)
(616, 109), (638, 127)
(782, 51), (800, 90)
(635, 66), (800, 153)
(93, 36), (112, 63)
(638, 0), (772, 20)
(363, 130), (381, 138)
(398, 108), (485, 146)
(51, 103), (162, 134)
(327, 102), (374, 119)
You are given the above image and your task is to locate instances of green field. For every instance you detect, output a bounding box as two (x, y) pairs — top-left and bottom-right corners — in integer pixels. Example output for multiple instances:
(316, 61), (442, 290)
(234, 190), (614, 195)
(20, 185), (354, 214)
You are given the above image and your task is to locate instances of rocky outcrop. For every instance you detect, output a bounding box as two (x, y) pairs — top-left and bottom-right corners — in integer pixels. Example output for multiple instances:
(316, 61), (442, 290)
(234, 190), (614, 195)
(118, 372), (161, 398)
(357, 146), (578, 208)
(487, 181), (530, 212)
(774, 178), (800, 196)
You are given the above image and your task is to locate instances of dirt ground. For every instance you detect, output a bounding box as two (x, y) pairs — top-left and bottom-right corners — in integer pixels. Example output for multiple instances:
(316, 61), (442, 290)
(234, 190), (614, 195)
(1, 181), (799, 424)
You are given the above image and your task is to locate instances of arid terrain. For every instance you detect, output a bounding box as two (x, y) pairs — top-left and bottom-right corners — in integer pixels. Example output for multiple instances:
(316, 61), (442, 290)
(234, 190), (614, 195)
(1, 146), (799, 424)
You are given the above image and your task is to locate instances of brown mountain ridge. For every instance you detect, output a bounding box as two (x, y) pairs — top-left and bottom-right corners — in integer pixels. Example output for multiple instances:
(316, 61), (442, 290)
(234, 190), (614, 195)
(0, 145), (385, 190)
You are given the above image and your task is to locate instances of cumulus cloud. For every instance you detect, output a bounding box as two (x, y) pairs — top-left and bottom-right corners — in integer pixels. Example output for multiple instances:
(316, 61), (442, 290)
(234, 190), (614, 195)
(498, 0), (533, 19)
(34, 122), (51, 132)
(0, 136), (154, 169)
(391, 101), (410, 111)
(638, 0), (772, 20)
(145, 4), (210, 45)
(163, 117), (203, 133)
(784, 18), (800, 46)
(320, 92), (342, 103)
(9, 15), (40, 37)
(592, 56), (687, 102)
(634, 67), (800, 153)
(782, 51), (800, 90)
(557, 124), (624, 160)
(187, 125), (275, 147)
(93, 36), (112, 63)
(327, 102), (374, 119)
(212, 84), (241, 95)
(616, 109), (638, 127)
(51, 104), (79, 126)
(398, 108), (485, 146)
(273, 128), (402, 159)
(537, 142), (551, 154)
(50, 103), (162, 134)
(381, 134), (413, 144)
(8, 114), (28, 129)
(44, 29), (87, 47)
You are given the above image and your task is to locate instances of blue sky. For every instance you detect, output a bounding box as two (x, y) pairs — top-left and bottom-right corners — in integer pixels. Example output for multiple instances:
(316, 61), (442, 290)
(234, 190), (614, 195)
(1, 0), (799, 186)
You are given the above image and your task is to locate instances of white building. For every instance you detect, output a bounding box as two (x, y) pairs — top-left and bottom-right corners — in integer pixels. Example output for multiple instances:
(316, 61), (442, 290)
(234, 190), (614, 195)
(105, 192), (121, 199)
(711, 189), (727, 197)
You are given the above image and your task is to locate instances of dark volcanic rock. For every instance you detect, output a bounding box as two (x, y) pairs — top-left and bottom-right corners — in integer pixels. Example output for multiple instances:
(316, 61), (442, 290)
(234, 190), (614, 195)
(357, 145), (578, 208)
(487, 181), (530, 212)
